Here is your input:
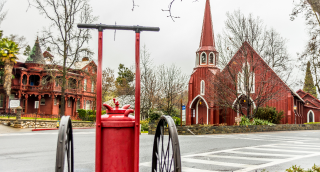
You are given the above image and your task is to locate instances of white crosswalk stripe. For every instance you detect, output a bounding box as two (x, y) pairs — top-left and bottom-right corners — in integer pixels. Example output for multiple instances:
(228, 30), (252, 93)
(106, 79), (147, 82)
(140, 134), (320, 172)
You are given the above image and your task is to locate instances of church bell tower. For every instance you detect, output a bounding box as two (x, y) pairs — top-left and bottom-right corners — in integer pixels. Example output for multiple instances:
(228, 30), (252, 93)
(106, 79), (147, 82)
(195, 0), (219, 68)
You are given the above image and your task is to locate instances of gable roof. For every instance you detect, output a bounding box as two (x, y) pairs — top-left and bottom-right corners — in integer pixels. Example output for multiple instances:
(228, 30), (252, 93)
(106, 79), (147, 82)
(297, 89), (320, 107)
(222, 41), (304, 102)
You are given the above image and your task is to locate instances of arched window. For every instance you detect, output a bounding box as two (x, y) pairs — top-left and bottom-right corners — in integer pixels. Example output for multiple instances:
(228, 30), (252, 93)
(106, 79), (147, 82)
(200, 80), (205, 95)
(238, 63), (255, 93)
(209, 53), (214, 64)
(308, 110), (315, 123)
(201, 52), (207, 64)
(195, 53), (199, 66)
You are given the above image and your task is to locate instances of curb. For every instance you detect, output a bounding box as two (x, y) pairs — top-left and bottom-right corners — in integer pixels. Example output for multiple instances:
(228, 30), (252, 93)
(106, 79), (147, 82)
(32, 127), (95, 131)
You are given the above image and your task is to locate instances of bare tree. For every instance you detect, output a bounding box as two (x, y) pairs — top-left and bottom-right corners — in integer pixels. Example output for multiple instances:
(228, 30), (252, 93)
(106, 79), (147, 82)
(210, 43), (287, 119)
(102, 67), (115, 102)
(217, 10), (293, 83)
(31, 0), (97, 116)
(0, 0), (7, 27)
(140, 45), (159, 119)
(291, 0), (320, 95)
(156, 64), (187, 116)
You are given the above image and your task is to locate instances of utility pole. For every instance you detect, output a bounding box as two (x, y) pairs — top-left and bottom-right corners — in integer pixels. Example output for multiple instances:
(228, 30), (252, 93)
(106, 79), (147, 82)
(180, 99), (182, 126)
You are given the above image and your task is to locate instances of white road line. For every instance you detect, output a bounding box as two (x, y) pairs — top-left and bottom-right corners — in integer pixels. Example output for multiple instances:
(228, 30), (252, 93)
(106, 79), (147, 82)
(228, 150), (294, 157)
(182, 158), (255, 168)
(263, 145), (320, 150)
(139, 161), (218, 172)
(182, 144), (279, 157)
(244, 147), (315, 154)
(198, 135), (311, 143)
(203, 155), (283, 162)
(234, 152), (320, 172)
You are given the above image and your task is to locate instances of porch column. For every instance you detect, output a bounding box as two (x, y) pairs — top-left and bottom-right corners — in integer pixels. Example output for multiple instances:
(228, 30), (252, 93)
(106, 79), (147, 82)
(72, 98), (76, 116)
(37, 95), (41, 115)
(215, 106), (219, 125)
(210, 108), (214, 125)
(26, 74), (30, 86)
(24, 94), (28, 114)
(287, 93), (293, 124)
(51, 95), (55, 115)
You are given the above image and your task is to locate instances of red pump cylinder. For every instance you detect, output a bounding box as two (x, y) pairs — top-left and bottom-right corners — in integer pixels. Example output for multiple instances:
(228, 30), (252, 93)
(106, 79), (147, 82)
(100, 98), (135, 172)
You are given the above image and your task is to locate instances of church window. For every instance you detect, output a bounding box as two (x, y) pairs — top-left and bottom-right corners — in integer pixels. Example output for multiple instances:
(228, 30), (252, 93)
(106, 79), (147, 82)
(308, 110), (315, 123)
(76, 99), (80, 110)
(209, 53), (214, 64)
(201, 52), (207, 64)
(84, 79), (87, 91)
(91, 82), (94, 92)
(54, 98), (57, 105)
(200, 80), (205, 95)
(0, 94), (3, 108)
(238, 63), (255, 93)
(68, 98), (71, 107)
(40, 98), (45, 105)
(196, 53), (199, 66)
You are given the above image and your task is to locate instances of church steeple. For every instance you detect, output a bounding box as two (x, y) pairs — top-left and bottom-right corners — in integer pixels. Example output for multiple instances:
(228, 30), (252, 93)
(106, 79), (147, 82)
(195, 0), (219, 68)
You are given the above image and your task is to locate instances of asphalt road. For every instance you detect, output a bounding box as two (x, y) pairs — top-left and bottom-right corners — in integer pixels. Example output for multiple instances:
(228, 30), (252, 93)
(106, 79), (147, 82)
(1, 127), (320, 172)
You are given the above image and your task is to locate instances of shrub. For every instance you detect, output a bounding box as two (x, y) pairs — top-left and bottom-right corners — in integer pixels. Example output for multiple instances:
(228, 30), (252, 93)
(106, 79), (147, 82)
(285, 164), (320, 172)
(172, 116), (181, 126)
(149, 111), (163, 121)
(254, 106), (284, 124)
(239, 116), (274, 126)
(140, 119), (149, 131)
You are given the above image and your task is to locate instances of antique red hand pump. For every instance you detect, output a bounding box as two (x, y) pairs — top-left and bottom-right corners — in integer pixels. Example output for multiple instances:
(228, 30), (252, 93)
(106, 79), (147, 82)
(77, 24), (159, 172)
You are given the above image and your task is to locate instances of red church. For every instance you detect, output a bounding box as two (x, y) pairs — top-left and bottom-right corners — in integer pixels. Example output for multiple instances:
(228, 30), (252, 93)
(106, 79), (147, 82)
(0, 38), (96, 118)
(186, 0), (319, 125)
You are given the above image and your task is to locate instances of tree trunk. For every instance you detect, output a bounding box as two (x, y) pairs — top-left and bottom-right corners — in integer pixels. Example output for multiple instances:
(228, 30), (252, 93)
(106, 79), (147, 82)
(3, 58), (13, 96)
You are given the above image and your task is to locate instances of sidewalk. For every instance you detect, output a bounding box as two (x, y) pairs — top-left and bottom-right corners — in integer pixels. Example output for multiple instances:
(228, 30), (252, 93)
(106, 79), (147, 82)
(0, 124), (33, 134)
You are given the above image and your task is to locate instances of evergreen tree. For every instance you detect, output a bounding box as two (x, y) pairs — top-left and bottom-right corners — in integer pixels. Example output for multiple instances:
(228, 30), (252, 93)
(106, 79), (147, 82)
(23, 45), (31, 56)
(46, 47), (51, 52)
(303, 61), (318, 98)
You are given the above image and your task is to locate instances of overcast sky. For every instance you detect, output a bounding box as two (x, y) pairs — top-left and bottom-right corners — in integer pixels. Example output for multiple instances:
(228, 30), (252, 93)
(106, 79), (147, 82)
(2, 0), (308, 90)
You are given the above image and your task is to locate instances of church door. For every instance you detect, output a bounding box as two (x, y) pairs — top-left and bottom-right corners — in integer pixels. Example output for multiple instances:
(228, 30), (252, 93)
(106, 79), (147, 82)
(197, 99), (207, 124)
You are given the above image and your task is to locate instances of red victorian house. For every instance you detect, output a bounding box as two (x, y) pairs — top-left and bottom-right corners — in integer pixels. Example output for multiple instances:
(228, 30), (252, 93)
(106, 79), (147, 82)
(0, 38), (97, 117)
(186, 0), (314, 125)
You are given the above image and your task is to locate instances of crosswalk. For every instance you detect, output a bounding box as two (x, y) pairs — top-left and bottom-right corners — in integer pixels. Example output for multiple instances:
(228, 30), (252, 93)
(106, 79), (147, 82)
(140, 134), (320, 172)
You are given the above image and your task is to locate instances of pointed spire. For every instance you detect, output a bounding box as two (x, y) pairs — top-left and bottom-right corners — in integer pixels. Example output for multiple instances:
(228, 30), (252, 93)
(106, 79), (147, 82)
(25, 38), (45, 64)
(197, 0), (216, 52)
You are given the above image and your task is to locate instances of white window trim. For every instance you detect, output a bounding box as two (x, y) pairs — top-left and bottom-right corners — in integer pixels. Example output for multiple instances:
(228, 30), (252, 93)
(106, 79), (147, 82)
(209, 52), (214, 64)
(200, 52), (207, 65)
(91, 82), (94, 92)
(307, 110), (315, 123)
(84, 79), (87, 91)
(200, 80), (205, 95)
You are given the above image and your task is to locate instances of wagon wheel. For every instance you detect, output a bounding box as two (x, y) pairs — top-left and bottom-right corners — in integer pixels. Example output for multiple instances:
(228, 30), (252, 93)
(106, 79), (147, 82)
(55, 116), (74, 172)
(152, 115), (181, 172)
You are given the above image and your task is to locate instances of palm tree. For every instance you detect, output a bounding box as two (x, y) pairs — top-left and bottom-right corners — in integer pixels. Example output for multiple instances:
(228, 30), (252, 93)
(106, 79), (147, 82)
(0, 38), (19, 96)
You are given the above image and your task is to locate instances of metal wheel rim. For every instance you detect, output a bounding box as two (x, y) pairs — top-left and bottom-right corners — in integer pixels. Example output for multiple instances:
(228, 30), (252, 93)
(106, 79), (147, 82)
(55, 116), (74, 172)
(151, 115), (181, 172)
